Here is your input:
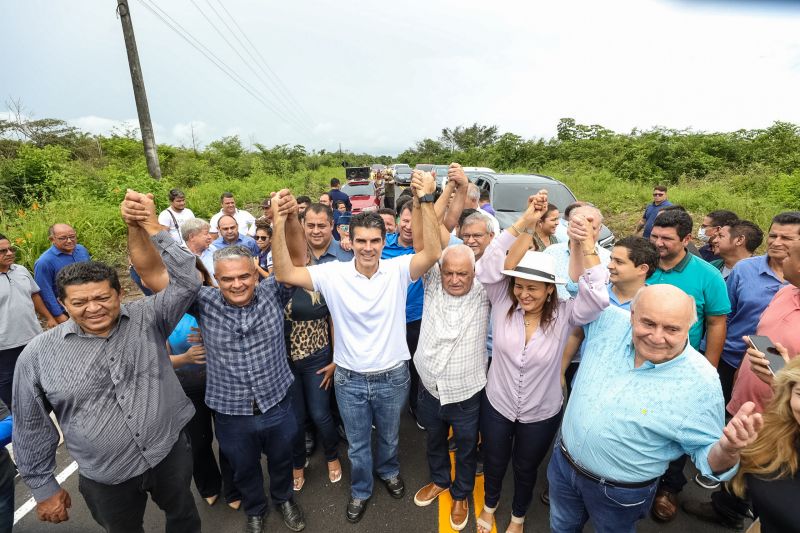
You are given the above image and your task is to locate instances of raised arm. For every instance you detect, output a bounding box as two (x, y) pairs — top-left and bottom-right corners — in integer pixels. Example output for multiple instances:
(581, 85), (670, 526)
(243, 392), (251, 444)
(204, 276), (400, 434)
(564, 213), (608, 325)
(502, 190), (549, 271)
(443, 164), (468, 232)
(409, 170), (442, 281)
(272, 189), (314, 291)
(125, 197), (169, 293)
(567, 213), (601, 280)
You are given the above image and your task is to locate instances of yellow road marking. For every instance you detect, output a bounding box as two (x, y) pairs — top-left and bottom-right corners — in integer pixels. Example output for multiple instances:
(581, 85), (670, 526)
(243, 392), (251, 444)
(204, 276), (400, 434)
(438, 447), (496, 532)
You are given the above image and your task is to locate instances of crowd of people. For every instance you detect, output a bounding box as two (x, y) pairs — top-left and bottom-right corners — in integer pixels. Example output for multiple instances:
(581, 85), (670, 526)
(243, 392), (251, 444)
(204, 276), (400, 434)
(0, 164), (798, 533)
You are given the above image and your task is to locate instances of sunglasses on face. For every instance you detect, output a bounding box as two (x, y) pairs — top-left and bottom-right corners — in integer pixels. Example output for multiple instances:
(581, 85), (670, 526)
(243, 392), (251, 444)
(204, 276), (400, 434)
(254, 235), (269, 241)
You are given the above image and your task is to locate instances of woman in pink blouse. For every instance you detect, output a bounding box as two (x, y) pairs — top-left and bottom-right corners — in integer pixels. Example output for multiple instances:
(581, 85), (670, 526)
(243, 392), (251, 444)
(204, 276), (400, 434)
(474, 192), (609, 533)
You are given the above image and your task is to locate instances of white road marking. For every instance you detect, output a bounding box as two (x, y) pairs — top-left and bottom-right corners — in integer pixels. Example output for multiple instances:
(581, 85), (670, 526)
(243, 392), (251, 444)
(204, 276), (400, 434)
(14, 461), (79, 525)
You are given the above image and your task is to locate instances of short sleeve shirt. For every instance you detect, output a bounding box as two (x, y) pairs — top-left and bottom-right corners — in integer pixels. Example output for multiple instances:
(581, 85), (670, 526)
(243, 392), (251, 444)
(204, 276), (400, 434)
(642, 201), (672, 238)
(307, 255), (413, 372)
(0, 265), (43, 349)
(157, 207), (195, 243)
(382, 234), (422, 322)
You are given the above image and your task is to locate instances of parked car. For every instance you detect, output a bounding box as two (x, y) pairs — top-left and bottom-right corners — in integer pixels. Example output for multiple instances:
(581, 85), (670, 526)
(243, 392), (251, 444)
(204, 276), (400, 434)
(391, 164), (413, 185)
(431, 164), (450, 189)
(463, 166), (495, 173)
(341, 180), (383, 214)
(471, 173), (615, 248)
(414, 163), (435, 173)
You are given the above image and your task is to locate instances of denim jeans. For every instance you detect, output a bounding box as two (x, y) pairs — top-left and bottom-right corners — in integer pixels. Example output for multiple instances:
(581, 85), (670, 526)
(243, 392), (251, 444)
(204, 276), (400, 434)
(78, 431), (200, 533)
(289, 347), (339, 468)
(183, 388), (240, 503)
(214, 392), (296, 517)
(334, 361), (410, 499)
(480, 397), (561, 517)
(548, 443), (657, 533)
(416, 385), (481, 500)
(0, 449), (16, 533)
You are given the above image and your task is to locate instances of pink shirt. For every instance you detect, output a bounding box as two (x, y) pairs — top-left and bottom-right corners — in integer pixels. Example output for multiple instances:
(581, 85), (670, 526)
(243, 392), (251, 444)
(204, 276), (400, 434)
(728, 285), (800, 414)
(476, 230), (609, 423)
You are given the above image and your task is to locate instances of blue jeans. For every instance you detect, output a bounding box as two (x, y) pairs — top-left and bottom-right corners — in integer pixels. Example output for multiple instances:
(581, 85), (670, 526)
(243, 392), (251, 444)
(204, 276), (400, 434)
(214, 392), (296, 518)
(547, 443), (657, 533)
(480, 397), (561, 517)
(334, 362), (410, 499)
(416, 385), (481, 500)
(289, 347), (339, 468)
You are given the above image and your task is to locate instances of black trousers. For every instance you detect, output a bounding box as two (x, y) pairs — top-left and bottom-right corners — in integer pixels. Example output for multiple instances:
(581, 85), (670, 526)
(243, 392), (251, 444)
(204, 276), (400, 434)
(78, 431), (200, 533)
(405, 319), (422, 411)
(717, 360), (737, 409)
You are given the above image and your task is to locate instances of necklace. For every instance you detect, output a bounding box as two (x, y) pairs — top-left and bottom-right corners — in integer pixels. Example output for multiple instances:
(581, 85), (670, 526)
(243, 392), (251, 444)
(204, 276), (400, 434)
(523, 313), (541, 327)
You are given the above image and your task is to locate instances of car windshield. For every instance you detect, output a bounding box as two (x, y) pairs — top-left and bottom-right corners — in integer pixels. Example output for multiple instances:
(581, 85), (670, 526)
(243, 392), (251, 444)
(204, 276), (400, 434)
(342, 183), (374, 196)
(415, 164), (434, 171)
(394, 164), (410, 170)
(492, 182), (576, 213)
(432, 166), (449, 175)
(396, 167), (412, 175)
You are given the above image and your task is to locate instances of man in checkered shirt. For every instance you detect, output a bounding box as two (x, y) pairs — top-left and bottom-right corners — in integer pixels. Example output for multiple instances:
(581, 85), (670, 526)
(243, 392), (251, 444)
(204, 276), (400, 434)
(409, 243), (490, 530)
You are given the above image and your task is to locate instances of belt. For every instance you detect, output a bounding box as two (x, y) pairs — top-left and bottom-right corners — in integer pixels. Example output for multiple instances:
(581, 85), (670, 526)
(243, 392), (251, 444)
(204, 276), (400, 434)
(559, 440), (656, 489)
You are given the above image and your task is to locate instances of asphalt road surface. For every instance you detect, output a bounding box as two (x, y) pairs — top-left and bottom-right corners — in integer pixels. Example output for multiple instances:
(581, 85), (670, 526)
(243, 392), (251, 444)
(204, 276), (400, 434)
(12, 410), (748, 532)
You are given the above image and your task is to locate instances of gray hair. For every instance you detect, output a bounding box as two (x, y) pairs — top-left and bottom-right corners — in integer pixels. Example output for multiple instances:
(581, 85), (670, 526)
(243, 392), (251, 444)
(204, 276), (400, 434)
(630, 286), (697, 327)
(212, 245), (253, 265)
(569, 205), (604, 224)
(181, 218), (210, 242)
(467, 183), (480, 202)
(441, 243), (476, 268)
(460, 212), (492, 234)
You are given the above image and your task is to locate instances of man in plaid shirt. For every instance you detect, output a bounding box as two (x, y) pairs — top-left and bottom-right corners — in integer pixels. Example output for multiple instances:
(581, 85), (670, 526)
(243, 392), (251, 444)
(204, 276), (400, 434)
(411, 244), (490, 530)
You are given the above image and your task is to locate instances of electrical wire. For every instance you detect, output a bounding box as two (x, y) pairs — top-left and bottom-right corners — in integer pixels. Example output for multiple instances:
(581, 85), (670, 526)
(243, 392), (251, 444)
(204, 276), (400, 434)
(133, 0), (311, 137)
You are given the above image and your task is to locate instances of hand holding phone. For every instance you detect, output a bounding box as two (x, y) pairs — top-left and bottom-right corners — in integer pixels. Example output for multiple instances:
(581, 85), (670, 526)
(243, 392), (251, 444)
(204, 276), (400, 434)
(746, 335), (787, 375)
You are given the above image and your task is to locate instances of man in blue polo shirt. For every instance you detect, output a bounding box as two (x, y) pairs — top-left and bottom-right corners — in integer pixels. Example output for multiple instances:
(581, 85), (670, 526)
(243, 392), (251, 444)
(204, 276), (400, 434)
(636, 185), (672, 239)
(210, 214), (260, 256)
(328, 179), (351, 213)
(33, 223), (91, 323)
(304, 204), (353, 264)
(647, 208), (731, 522)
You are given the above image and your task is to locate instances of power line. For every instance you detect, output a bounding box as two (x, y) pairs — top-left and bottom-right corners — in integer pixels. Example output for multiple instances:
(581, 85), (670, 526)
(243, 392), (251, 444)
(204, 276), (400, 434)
(211, 0), (317, 129)
(133, 0), (312, 137)
(189, 0), (314, 132)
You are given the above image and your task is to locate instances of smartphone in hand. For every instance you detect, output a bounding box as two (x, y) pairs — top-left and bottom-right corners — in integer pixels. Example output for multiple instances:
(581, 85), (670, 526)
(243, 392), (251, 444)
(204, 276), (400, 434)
(748, 335), (786, 375)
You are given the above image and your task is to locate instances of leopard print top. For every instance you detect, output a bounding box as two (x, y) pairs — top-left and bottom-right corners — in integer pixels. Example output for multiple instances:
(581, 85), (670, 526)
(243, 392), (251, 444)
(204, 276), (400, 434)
(284, 290), (330, 361)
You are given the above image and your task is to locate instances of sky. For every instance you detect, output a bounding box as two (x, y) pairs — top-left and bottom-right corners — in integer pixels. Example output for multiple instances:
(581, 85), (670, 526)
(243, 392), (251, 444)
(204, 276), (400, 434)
(3, 0), (800, 155)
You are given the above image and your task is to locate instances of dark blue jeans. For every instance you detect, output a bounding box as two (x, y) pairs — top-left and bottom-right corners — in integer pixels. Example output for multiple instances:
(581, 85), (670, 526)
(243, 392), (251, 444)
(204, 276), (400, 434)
(480, 397), (561, 517)
(334, 362), (410, 499)
(0, 449), (15, 533)
(0, 345), (24, 410)
(547, 443), (658, 533)
(289, 347), (339, 468)
(214, 392), (296, 518)
(416, 385), (481, 500)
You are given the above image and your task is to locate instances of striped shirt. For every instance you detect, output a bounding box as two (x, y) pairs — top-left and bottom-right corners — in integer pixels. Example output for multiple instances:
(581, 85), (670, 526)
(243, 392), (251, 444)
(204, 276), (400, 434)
(415, 263), (490, 405)
(12, 231), (200, 502)
(193, 276), (295, 415)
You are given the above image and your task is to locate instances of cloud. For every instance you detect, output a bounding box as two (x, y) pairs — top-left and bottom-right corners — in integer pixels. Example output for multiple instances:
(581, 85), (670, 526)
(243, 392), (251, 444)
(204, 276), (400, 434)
(69, 115), (139, 136)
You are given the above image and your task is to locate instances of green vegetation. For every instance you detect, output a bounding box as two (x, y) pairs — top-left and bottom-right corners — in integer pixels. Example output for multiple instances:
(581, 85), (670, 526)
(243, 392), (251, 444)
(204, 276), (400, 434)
(2, 114), (798, 270)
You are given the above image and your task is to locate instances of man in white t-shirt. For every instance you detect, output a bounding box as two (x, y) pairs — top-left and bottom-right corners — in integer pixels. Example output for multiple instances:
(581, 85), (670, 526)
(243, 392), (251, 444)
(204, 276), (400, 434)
(157, 189), (195, 244)
(209, 192), (256, 237)
(272, 170), (442, 524)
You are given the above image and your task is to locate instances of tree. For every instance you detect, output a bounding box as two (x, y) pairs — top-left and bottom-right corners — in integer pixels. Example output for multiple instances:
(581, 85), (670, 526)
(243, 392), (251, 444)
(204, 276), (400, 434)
(440, 123), (499, 151)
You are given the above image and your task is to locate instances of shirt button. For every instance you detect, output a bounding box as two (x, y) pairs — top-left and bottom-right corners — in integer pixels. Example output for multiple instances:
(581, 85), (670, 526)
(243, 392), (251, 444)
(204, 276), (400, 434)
(110, 357), (115, 362)
(120, 395), (125, 400)
(142, 447), (147, 451)
(127, 415), (132, 419)
(135, 433), (140, 437)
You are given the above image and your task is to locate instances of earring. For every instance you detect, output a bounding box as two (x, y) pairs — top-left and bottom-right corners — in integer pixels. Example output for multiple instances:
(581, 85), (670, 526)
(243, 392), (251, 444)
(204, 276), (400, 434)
(546, 294), (551, 303)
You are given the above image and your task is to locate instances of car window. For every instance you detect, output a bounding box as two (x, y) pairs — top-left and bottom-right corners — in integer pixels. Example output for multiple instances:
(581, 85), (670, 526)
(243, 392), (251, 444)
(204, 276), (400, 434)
(342, 183), (375, 196)
(492, 182), (576, 212)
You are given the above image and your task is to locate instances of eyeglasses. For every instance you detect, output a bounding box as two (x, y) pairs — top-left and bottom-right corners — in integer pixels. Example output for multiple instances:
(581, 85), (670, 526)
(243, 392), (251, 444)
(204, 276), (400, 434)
(652, 193), (665, 197)
(0, 247), (16, 255)
(54, 234), (77, 242)
(254, 235), (269, 241)
(462, 232), (487, 241)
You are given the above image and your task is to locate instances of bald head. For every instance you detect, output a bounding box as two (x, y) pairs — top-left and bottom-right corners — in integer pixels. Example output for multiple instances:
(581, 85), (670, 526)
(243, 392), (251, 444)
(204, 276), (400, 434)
(217, 215), (239, 243)
(48, 223), (78, 253)
(630, 285), (696, 366)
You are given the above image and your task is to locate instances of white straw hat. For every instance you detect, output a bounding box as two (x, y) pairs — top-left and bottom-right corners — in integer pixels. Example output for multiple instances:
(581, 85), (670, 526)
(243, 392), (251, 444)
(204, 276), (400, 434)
(500, 251), (567, 284)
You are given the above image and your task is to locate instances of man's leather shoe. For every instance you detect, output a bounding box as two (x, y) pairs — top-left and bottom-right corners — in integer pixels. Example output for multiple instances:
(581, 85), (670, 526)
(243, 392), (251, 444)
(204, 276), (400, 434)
(278, 500), (305, 532)
(652, 489), (679, 522)
(346, 497), (370, 523)
(450, 499), (469, 531)
(245, 515), (265, 533)
(682, 501), (744, 529)
(413, 482), (448, 506)
(382, 475), (405, 499)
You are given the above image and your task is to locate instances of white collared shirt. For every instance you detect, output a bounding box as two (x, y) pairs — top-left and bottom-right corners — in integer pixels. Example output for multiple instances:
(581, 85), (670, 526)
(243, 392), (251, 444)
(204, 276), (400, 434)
(307, 255), (413, 372)
(209, 209), (256, 235)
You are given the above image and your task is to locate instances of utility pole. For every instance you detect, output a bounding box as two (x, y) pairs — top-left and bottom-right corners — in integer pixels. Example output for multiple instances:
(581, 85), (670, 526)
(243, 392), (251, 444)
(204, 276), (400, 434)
(117, 0), (162, 180)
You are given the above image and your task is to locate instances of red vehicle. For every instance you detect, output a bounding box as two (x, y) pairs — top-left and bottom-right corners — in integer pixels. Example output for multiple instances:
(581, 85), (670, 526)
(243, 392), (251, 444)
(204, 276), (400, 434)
(341, 180), (383, 214)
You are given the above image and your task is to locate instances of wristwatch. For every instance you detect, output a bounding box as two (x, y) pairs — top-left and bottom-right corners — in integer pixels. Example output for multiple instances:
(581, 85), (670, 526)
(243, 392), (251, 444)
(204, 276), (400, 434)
(418, 194), (435, 203)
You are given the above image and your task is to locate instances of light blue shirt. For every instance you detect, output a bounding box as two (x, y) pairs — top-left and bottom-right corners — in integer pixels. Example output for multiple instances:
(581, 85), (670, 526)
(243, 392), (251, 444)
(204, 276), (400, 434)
(562, 306), (736, 483)
(544, 241), (611, 300)
(721, 255), (787, 368)
(210, 234), (260, 257)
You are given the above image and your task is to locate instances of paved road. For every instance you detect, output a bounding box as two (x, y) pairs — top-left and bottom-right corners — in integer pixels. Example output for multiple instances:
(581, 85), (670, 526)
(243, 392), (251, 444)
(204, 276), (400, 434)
(13, 410), (746, 532)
